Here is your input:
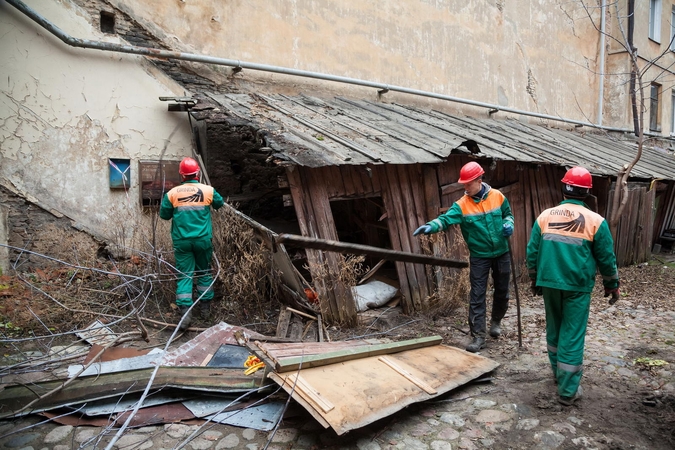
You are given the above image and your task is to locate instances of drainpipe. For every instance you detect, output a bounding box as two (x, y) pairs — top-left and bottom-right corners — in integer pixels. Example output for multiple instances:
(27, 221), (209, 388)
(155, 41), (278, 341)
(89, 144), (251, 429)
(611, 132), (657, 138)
(597, 0), (606, 126)
(6, 0), (633, 133)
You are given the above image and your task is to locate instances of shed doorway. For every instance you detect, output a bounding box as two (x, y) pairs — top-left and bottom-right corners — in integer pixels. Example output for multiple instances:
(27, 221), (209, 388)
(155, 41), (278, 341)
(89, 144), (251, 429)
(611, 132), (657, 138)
(330, 197), (399, 283)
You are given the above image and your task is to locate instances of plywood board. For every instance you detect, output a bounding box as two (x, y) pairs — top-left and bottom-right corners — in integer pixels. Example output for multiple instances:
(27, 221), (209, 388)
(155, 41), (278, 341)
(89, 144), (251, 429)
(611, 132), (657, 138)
(269, 344), (499, 435)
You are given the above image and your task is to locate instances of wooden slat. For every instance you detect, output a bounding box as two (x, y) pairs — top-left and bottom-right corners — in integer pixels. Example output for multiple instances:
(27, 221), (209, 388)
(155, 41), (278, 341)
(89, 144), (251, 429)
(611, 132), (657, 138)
(522, 169), (533, 245)
(407, 164), (436, 297)
(399, 165), (430, 305)
(284, 373), (335, 413)
(349, 166), (366, 196)
(276, 308), (292, 338)
(323, 167), (342, 199)
(357, 165), (376, 196)
(386, 165), (421, 310)
(377, 165), (413, 310)
(267, 372), (331, 429)
(272, 336), (443, 372)
(378, 356), (437, 394)
(340, 166), (357, 197)
(307, 168), (357, 324)
(286, 167), (338, 321)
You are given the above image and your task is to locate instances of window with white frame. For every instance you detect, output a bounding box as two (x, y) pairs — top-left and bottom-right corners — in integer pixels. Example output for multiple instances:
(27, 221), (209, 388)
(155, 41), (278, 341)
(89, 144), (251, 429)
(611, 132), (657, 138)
(671, 6), (675, 50)
(650, 0), (662, 42)
(671, 90), (675, 134)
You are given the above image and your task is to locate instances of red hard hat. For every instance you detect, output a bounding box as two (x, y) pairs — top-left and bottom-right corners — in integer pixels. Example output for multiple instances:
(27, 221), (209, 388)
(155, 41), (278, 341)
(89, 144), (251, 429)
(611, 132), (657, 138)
(458, 162), (485, 184)
(561, 166), (592, 189)
(179, 157), (200, 176)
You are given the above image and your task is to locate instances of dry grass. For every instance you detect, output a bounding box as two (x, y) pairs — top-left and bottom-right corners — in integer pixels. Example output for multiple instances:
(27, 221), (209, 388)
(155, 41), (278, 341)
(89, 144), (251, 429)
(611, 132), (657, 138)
(418, 230), (471, 319)
(0, 203), (283, 340)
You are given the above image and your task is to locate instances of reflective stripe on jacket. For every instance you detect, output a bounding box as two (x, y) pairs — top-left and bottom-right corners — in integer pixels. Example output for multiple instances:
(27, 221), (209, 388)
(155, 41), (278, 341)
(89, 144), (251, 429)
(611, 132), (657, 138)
(427, 184), (514, 258)
(526, 199), (619, 292)
(159, 180), (224, 241)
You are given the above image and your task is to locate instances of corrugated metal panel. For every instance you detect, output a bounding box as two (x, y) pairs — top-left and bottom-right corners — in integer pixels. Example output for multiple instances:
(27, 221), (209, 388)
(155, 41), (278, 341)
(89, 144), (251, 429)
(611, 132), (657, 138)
(205, 93), (675, 180)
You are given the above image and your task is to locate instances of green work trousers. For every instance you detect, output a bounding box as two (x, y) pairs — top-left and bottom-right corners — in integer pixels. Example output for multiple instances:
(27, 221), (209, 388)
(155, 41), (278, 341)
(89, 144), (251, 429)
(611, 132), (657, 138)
(173, 237), (215, 307)
(542, 287), (591, 398)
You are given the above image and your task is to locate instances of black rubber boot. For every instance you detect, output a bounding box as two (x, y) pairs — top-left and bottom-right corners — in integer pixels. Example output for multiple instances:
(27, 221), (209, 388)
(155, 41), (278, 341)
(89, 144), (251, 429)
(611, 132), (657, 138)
(178, 305), (192, 331)
(200, 301), (211, 319)
(466, 336), (486, 353)
(489, 320), (502, 338)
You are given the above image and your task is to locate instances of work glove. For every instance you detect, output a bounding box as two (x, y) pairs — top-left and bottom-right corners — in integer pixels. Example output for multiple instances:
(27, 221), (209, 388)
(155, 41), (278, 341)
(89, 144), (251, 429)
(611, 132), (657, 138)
(413, 224), (432, 236)
(503, 223), (514, 237)
(604, 286), (620, 305)
(530, 279), (542, 296)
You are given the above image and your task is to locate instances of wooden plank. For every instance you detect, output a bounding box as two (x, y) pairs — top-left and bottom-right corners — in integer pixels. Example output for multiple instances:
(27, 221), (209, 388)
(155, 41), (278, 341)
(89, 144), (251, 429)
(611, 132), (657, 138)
(288, 315), (304, 341)
(378, 356), (437, 394)
(369, 164), (382, 194)
(406, 164), (433, 299)
(529, 167), (542, 217)
(309, 168), (358, 324)
(276, 308), (292, 338)
(287, 168), (338, 321)
(285, 373), (335, 413)
(267, 372), (331, 429)
(387, 165), (421, 309)
(358, 259), (386, 285)
(349, 166), (366, 196)
(317, 314), (324, 342)
(357, 165), (376, 196)
(340, 166), (357, 197)
(522, 169), (533, 244)
(441, 182), (465, 196)
(376, 165), (412, 309)
(273, 336), (443, 372)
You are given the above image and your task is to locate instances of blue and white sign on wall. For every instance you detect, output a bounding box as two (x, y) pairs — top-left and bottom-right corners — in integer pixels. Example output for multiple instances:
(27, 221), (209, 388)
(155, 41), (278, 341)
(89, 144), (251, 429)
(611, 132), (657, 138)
(109, 158), (131, 190)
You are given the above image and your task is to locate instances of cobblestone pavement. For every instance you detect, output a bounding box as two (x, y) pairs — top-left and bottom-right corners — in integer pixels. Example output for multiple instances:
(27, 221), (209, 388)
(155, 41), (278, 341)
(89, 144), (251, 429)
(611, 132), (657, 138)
(1, 275), (674, 449)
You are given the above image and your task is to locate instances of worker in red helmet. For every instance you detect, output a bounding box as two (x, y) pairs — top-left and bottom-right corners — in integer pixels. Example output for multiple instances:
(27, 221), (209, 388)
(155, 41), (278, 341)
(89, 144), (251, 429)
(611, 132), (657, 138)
(160, 157), (224, 330)
(526, 166), (619, 406)
(413, 161), (514, 353)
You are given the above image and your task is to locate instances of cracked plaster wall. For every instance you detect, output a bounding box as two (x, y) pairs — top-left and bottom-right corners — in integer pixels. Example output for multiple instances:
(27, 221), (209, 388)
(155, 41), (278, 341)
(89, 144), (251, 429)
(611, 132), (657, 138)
(0, 0), (192, 259)
(114, 0), (601, 121)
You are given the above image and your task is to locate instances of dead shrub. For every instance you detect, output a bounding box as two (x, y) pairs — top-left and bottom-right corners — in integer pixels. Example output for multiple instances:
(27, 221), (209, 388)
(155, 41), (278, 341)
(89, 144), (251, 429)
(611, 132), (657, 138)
(418, 231), (470, 319)
(210, 208), (279, 333)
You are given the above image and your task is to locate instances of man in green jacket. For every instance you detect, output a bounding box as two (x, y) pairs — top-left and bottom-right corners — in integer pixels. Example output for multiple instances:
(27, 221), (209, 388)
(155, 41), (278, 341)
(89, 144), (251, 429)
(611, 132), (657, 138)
(414, 161), (514, 353)
(526, 166), (619, 406)
(160, 157), (224, 330)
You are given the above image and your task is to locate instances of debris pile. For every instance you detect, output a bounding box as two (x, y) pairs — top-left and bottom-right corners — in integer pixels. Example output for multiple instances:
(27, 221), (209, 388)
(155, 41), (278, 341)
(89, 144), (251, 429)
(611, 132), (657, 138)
(0, 321), (498, 439)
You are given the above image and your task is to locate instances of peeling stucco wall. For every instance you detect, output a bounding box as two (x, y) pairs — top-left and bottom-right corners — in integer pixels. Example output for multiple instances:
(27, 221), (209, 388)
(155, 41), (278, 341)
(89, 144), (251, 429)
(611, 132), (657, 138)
(111, 0), (602, 123)
(0, 0), (193, 253)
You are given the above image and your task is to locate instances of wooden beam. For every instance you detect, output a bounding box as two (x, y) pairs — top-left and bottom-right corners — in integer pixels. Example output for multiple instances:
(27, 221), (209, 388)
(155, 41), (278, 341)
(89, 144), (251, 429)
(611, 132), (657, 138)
(273, 336), (443, 372)
(276, 234), (468, 268)
(378, 356), (437, 394)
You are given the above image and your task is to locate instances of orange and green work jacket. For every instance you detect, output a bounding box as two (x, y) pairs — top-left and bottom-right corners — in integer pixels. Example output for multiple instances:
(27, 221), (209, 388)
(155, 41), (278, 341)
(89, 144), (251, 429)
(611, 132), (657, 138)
(159, 180), (225, 241)
(426, 183), (514, 258)
(526, 199), (619, 293)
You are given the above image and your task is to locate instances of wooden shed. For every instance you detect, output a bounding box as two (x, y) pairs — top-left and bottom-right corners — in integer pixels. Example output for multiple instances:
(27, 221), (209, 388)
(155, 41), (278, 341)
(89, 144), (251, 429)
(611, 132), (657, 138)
(187, 93), (675, 324)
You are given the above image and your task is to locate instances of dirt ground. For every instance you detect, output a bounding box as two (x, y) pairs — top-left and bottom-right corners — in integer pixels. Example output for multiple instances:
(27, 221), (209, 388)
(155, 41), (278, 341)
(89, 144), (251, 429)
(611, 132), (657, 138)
(1, 258), (674, 449)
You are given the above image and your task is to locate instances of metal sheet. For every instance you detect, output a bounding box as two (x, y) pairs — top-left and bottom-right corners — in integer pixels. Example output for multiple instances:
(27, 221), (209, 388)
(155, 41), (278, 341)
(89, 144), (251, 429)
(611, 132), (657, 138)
(206, 401), (285, 431)
(161, 322), (267, 367)
(78, 392), (186, 416)
(68, 348), (164, 377)
(206, 344), (252, 369)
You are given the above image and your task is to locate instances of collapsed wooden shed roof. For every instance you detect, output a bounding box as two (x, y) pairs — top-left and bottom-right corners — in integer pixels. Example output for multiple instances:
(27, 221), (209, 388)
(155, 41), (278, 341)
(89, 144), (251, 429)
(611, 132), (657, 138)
(203, 92), (675, 179)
